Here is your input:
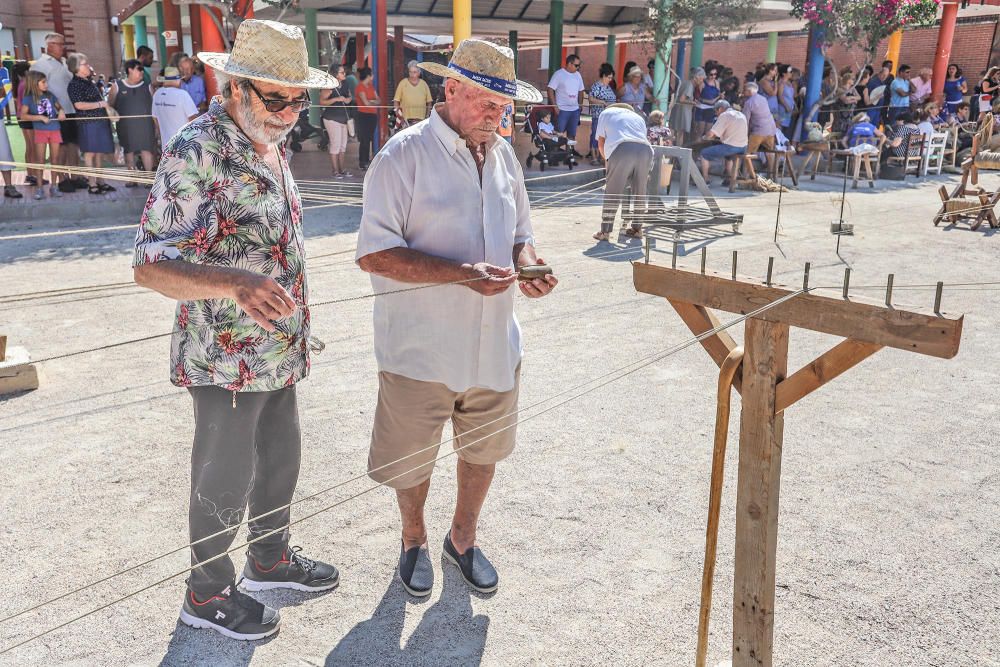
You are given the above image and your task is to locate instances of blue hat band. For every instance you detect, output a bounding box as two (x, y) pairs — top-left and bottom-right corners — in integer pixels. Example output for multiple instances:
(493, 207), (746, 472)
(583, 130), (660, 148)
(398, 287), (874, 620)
(448, 63), (516, 97)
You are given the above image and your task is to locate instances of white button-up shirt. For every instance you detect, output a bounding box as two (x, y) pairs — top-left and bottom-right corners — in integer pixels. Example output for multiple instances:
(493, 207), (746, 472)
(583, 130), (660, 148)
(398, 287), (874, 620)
(356, 106), (534, 393)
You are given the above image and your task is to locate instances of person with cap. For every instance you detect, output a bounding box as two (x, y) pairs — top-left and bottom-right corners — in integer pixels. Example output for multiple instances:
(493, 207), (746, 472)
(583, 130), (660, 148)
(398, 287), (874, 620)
(151, 67), (199, 151)
(132, 19), (341, 642)
(592, 102), (653, 241)
(697, 99), (748, 185)
(356, 38), (558, 598)
(740, 81), (778, 154)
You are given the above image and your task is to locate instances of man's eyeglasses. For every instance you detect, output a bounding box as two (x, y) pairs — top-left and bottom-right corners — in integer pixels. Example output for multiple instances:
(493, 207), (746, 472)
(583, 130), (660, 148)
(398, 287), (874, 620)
(248, 82), (310, 113)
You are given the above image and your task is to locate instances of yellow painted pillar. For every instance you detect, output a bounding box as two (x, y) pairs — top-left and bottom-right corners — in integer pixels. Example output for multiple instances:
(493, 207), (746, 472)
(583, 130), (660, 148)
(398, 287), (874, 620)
(122, 23), (136, 59)
(453, 0), (471, 44)
(885, 29), (903, 75)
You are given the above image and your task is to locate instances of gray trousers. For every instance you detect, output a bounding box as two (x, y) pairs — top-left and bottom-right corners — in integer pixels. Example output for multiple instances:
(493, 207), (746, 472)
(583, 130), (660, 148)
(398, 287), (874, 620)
(601, 142), (653, 233)
(187, 385), (301, 596)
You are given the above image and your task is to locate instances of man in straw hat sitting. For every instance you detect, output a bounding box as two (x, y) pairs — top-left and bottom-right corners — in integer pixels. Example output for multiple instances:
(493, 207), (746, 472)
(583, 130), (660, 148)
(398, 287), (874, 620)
(356, 39), (558, 598)
(133, 20), (340, 641)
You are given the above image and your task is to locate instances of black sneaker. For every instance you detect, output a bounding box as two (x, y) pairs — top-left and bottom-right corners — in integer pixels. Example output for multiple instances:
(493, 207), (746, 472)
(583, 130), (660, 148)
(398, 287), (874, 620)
(398, 541), (434, 597)
(242, 546), (339, 593)
(442, 531), (498, 593)
(179, 582), (280, 641)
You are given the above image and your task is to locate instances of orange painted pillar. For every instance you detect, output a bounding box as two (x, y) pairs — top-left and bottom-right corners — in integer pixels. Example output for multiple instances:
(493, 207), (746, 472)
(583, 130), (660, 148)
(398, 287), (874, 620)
(616, 42), (627, 84)
(200, 6), (225, 98)
(356, 32), (366, 68)
(161, 0), (184, 64)
(188, 5), (202, 55)
(394, 25), (406, 89)
(931, 1), (959, 103)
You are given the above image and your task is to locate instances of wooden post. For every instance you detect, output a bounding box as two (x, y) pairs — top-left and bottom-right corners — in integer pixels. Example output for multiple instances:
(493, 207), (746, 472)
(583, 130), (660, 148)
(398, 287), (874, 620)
(0, 335), (6, 362)
(732, 317), (788, 666)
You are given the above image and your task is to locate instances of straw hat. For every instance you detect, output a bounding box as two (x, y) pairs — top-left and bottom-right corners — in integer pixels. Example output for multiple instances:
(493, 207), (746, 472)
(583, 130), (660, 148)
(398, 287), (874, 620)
(198, 19), (336, 89)
(852, 111), (870, 124)
(627, 66), (643, 79)
(417, 39), (542, 103)
(157, 67), (181, 83)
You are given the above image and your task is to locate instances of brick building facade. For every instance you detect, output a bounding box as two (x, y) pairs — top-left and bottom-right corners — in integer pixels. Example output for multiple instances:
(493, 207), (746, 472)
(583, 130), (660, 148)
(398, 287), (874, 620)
(2, 0), (133, 81)
(517, 17), (1000, 96)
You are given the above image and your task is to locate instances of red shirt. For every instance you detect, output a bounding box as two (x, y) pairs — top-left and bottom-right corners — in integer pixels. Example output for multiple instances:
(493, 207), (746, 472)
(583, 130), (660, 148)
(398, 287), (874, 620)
(356, 81), (377, 114)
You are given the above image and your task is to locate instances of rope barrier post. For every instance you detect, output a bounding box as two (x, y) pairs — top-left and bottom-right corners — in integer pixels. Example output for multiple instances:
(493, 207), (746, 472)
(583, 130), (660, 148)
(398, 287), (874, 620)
(631, 261), (963, 667)
(886, 274), (894, 307)
(934, 281), (944, 315)
(843, 267), (851, 300)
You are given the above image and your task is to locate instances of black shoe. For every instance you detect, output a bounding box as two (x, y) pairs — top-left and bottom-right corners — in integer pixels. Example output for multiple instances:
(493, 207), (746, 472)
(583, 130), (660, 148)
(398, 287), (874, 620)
(179, 581), (280, 641)
(3, 185), (22, 199)
(399, 541), (434, 597)
(442, 531), (498, 593)
(24, 175), (37, 186)
(242, 545), (339, 593)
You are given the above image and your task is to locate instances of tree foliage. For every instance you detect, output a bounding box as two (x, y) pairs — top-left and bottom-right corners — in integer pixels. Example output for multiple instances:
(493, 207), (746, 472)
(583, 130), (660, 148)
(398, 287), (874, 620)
(641, 0), (760, 55)
(790, 0), (940, 63)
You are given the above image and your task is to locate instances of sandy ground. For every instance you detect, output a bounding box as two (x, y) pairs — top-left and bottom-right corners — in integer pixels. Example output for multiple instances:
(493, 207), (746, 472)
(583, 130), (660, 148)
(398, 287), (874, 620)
(1, 169), (999, 667)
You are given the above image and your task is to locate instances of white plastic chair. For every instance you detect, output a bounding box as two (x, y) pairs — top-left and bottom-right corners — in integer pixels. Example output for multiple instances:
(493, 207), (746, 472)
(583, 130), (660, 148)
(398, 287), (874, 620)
(923, 131), (949, 176)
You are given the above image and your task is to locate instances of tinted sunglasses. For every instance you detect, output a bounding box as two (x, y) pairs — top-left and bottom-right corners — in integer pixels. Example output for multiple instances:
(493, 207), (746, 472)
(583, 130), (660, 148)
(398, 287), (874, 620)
(248, 82), (311, 113)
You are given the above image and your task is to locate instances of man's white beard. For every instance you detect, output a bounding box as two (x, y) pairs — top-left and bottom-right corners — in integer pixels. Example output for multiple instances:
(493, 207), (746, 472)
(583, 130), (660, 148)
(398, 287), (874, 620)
(237, 93), (295, 146)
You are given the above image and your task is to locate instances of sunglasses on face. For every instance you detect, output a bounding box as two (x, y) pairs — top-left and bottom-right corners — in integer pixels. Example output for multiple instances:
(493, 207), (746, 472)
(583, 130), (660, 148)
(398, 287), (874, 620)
(248, 82), (311, 113)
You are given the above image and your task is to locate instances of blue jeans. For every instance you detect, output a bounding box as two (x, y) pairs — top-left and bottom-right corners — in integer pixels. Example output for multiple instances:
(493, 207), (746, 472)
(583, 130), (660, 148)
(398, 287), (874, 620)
(701, 143), (746, 162)
(555, 108), (581, 141)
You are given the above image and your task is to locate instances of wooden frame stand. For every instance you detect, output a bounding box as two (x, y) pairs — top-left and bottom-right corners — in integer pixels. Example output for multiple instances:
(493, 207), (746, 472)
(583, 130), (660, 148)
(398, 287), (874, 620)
(632, 262), (963, 666)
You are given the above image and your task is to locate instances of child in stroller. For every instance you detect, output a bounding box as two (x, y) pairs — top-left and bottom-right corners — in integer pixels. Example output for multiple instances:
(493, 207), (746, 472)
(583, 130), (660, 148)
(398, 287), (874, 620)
(523, 105), (577, 171)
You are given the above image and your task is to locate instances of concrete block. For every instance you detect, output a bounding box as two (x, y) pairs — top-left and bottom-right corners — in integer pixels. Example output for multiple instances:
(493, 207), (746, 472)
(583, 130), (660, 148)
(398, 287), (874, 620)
(0, 346), (40, 395)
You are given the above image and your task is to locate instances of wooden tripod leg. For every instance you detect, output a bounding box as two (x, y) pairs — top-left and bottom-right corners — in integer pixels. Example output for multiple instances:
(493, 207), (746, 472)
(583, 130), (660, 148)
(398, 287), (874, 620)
(697, 347), (745, 667)
(733, 318), (789, 667)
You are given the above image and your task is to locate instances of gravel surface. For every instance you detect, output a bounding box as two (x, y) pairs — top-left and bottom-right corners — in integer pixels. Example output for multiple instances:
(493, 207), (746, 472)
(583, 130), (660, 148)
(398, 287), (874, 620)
(1, 173), (998, 666)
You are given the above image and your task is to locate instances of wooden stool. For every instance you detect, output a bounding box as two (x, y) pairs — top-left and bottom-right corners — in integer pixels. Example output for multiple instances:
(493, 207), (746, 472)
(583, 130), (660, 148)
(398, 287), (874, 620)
(760, 148), (798, 186)
(724, 153), (757, 192)
(796, 141), (829, 181)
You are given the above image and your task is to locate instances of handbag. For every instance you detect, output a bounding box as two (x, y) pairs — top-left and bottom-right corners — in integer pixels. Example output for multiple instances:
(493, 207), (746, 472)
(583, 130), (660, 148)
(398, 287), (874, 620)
(347, 117), (356, 138)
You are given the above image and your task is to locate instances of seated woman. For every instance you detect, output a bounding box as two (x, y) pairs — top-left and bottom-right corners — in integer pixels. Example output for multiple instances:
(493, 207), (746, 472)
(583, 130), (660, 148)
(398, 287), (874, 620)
(646, 110), (673, 146)
(844, 111), (884, 151)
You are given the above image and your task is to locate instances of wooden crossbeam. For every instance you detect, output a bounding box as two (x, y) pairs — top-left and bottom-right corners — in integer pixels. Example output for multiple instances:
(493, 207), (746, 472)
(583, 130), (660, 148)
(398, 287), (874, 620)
(633, 263), (963, 360)
(669, 299), (742, 395)
(775, 339), (882, 413)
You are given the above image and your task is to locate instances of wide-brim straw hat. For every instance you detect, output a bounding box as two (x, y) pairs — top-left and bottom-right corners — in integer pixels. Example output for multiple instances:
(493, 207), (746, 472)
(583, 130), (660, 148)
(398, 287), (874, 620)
(417, 39), (542, 103)
(198, 19), (336, 89)
(868, 84), (886, 105)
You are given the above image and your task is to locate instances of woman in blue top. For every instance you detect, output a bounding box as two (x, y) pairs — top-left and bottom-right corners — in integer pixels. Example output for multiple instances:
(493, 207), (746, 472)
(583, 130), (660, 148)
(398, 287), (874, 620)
(693, 66), (721, 139)
(587, 63), (618, 165)
(19, 70), (65, 200)
(942, 64), (967, 115)
(776, 64), (796, 134)
(618, 66), (650, 114)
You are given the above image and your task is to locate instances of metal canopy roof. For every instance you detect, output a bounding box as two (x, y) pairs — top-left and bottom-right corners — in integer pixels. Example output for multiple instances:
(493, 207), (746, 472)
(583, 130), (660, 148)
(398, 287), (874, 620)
(294, 0), (649, 37)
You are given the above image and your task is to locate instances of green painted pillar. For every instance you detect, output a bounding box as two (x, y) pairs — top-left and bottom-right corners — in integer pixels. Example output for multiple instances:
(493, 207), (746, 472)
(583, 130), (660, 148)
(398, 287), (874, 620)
(767, 31), (778, 62)
(654, 38), (671, 112)
(134, 16), (148, 48)
(304, 8), (320, 125)
(548, 0), (563, 78)
(155, 1), (167, 63)
(509, 30), (518, 75)
(690, 24), (704, 71)
(607, 34), (616, 69)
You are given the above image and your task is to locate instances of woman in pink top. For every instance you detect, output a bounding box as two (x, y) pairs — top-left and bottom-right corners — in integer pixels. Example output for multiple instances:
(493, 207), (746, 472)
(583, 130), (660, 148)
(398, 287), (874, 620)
(14, 62), (39, 185)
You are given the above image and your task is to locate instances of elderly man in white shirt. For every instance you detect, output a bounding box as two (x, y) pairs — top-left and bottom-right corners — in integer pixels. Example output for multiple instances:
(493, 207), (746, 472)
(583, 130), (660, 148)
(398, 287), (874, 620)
(356, 39), (557, 598)
(594, 103), (653, 241)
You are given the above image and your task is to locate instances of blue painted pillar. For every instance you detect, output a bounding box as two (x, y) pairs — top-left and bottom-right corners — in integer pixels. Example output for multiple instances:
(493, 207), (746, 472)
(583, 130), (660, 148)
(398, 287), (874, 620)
(676, 39), (686, 80)
(804, 25), (824, 123)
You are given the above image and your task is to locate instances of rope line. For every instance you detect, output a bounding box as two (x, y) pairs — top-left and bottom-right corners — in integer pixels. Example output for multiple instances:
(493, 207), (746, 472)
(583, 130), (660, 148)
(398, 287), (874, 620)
(0, 286), (809, 656)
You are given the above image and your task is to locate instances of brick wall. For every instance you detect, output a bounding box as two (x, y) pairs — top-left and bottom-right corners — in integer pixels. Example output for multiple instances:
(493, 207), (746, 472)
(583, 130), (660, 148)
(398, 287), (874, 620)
(2, 0), (143, 80)
(517, 18), (998, 96)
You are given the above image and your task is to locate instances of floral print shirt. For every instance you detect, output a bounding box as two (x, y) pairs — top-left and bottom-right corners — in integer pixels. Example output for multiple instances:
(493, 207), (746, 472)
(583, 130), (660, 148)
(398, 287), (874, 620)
(133, 100), (310, 392)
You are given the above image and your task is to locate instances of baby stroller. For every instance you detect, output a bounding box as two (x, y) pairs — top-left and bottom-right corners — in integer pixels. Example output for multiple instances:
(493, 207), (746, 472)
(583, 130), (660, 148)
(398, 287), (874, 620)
(287, 108), (328, 153)
(523, 105), (577, 171)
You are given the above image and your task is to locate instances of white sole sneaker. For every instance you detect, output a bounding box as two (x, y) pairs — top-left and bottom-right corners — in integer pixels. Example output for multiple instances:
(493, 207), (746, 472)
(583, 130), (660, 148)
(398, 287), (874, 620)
(240, 577), (339, 593)
(399, 574), (434, 598)
(178, 609), (280, 641)
(442, 550), (498, 594)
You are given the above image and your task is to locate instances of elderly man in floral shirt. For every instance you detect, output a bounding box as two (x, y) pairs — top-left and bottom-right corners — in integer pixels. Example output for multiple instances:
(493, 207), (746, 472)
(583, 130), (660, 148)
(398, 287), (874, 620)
(132, 20), (339, 641)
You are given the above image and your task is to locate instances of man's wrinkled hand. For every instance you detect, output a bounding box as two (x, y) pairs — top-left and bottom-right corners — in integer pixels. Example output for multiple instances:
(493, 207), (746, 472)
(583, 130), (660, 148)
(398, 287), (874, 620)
(464, 262), (516, 296)
(232, 273), (297, 331)
(518, 257), (557, 298)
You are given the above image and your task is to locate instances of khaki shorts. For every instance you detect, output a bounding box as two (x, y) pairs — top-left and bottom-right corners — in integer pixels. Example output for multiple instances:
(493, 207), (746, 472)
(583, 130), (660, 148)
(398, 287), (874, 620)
(747, 134), (776, 154)
(368, 367), (521, 489)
